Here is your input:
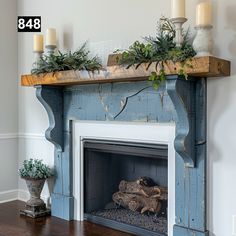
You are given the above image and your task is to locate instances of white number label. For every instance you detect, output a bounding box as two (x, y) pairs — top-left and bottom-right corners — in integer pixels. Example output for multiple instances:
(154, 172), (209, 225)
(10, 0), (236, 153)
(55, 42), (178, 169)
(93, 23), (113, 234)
(18, 17), (41, 32)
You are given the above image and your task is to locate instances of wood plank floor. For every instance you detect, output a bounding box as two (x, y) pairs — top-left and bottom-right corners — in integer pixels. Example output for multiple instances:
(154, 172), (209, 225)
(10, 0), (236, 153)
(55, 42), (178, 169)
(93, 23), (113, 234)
(0, 201), (133, 236)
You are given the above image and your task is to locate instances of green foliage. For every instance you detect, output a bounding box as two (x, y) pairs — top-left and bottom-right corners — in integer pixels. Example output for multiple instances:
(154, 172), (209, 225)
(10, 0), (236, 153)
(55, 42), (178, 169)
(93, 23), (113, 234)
(117, 17), (196, 90)
(31, 43), (103, 74)
(115, 42), (155, 68)
(19, 159), (53, 179)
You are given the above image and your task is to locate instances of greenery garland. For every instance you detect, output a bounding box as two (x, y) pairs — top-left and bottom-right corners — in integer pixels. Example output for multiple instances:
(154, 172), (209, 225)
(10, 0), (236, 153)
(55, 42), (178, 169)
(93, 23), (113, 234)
(116, 17), (196, 89)
(31, 43), (103, 74)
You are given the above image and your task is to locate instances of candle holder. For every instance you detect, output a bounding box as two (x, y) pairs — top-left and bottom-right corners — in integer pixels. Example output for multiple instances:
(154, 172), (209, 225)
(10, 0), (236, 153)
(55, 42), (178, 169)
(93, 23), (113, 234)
(171, 17), (187, 47)
(193, 25), (213, 57)
(33, 51), (43, 69)
(45, 45), (56, 55)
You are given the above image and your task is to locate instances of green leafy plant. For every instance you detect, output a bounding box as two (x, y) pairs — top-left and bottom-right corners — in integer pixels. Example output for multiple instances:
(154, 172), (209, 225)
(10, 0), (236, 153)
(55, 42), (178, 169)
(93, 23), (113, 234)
(117, 17), (196, 89)
(31, 43), (103, 74)
(19, 159), (53, 179)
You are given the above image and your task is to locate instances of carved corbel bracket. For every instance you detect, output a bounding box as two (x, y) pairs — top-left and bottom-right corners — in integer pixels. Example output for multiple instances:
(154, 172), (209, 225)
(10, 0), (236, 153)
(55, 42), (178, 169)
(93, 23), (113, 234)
(35, 85), (64, 152)
(166, 76), (196, 167)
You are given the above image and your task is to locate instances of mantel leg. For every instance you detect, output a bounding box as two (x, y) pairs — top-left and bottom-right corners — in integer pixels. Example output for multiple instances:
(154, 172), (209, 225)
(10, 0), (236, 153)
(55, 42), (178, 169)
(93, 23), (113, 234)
(36, 85), (74, 220)
(167, 77), (208, 235)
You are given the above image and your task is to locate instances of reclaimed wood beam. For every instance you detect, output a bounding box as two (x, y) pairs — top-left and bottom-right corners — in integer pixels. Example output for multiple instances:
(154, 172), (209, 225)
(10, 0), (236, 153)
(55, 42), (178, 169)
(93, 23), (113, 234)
(21, 55), (230, 87)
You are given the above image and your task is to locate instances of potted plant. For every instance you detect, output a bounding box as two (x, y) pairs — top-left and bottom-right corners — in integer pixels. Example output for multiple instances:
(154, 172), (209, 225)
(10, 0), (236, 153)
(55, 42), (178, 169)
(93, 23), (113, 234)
(18, 158), (53, 218)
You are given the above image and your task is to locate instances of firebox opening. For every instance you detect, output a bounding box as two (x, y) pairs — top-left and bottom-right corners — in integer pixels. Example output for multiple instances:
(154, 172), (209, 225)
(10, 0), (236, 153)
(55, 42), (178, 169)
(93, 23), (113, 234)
(83, 139), (168, 236)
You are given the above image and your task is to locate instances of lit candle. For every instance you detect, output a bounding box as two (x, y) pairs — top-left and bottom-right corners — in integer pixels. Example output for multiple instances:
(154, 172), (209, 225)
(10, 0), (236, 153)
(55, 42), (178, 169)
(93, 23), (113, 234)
(196, 2), (212, 26)
(33, 34), (44, 52)
(46, 28), (57, 46)
(171, 0), (185, 18)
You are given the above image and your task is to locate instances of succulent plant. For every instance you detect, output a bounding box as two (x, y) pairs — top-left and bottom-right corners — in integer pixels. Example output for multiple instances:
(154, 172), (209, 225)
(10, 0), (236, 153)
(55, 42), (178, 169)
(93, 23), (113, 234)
(19, 159), (53, 179)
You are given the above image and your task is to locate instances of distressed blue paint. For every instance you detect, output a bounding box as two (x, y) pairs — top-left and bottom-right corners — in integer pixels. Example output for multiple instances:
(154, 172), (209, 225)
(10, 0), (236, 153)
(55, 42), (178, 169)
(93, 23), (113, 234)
(173, 225), (209, 236)
(62, 122), (73, 196)
(64, 82), (176, 123)
(35, 77), (208, 236)
(53, 150), (63, 194)
(51, 193), (74, 220)
(173, 78), (207, 233)
(189, 78), (207, 230)
(35, 86), (63, 151)
(36, 85), (73, 219)
(166, 76), (196, 167)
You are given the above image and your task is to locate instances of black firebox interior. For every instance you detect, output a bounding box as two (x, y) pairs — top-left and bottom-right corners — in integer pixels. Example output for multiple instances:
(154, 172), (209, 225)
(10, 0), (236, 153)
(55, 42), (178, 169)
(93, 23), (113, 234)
(83, 139), (168, 236)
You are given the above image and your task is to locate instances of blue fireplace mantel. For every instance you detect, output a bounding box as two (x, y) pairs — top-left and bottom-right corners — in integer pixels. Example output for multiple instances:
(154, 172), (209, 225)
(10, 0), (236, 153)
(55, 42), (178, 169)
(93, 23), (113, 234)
(34, 74), (208, 236)
(21, 55), (230, 235)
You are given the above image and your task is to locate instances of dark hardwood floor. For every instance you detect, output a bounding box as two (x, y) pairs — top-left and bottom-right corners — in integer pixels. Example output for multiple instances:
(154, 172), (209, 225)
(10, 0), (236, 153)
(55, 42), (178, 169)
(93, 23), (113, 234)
(0, 201), (133, 236)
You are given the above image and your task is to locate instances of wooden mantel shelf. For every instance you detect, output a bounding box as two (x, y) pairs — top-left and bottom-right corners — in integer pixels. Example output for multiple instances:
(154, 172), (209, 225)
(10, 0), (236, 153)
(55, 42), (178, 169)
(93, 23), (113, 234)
(21, 56), (230, 87)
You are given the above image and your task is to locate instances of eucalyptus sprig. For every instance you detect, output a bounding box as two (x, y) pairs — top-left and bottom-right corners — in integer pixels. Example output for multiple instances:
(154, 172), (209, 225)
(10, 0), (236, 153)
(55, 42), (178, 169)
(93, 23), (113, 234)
(117, 17), (196, 90)
(31, 43), (103, 74)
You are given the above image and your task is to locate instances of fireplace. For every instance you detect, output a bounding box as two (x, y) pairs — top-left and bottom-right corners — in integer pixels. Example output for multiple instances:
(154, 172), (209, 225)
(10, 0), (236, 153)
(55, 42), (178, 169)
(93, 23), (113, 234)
(83, 139), (168, 236)
(73, 121), (176, 235)
(36, 77), (209, 236)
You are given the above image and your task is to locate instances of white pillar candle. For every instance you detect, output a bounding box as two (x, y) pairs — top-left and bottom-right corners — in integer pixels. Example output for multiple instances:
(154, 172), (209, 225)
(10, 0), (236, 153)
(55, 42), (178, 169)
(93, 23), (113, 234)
(196, 2), (212, 26)
(33, 34), (44, 52)
(46, 28), (57, 46)
(171, 0), (185, 18)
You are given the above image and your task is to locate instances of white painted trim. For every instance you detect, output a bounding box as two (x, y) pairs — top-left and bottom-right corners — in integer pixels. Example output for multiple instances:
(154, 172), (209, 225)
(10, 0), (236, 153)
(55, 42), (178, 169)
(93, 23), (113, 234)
(0, 189), (18, 203)
(0, 133), (45, 140)
(18, 133), (45, 139)
(0, 189), (50, 205)
(0, 133), (18, 140)
(73, 121), (176, 236)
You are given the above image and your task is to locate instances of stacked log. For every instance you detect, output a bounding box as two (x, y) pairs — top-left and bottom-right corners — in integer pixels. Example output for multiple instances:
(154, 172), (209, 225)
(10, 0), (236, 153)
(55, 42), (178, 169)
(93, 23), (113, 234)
(112, 177), (167, 214)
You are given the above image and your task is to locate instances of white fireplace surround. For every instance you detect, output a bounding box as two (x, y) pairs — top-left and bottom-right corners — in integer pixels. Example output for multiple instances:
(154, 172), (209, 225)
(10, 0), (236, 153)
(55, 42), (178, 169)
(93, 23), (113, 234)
(73, 121), (176, 236)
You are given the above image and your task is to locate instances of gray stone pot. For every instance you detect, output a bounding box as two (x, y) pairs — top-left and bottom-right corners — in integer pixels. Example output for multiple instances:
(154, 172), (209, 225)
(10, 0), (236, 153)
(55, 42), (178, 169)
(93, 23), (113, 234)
(25, 178), (45, 206)
(20, 178), (50, 218)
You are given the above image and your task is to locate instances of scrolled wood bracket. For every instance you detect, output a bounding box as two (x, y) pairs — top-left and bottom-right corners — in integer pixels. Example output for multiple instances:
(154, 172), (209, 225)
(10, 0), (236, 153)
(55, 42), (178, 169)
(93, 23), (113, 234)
(35, 85), (64, 152)
(166, 76), (196, 167)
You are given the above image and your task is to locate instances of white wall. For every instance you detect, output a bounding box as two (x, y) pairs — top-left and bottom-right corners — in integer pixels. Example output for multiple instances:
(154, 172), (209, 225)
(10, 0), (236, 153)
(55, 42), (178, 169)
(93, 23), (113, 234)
(0, 0), (18, 193)
(207, 2), (236, 236)
(17, 0), (236, 235)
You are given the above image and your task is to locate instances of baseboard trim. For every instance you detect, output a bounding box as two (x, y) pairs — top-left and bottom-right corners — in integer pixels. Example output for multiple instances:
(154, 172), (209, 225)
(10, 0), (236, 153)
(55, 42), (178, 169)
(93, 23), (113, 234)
(0, 189), (18, 203)
(0, 189), (50, 206)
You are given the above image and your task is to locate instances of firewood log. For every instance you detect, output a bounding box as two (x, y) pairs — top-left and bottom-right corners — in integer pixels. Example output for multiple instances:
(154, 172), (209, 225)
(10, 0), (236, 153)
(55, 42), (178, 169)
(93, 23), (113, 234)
(112, 191), (162, 214)
(119, 179), (168, 201)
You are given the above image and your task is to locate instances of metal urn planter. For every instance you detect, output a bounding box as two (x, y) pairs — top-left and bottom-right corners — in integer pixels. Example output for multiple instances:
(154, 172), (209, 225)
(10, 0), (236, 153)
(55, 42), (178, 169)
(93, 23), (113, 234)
(20, 177), (51, 218)
(18, 159), (53, 218)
